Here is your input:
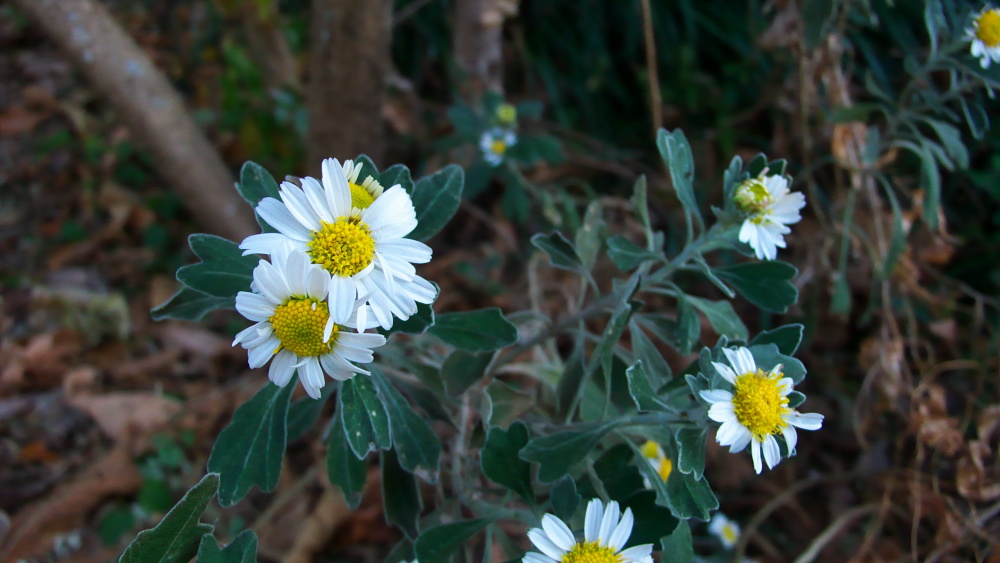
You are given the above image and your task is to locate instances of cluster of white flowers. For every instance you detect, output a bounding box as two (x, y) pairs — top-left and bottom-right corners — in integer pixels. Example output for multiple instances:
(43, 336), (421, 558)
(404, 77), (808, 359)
(233, 158), (435, 398)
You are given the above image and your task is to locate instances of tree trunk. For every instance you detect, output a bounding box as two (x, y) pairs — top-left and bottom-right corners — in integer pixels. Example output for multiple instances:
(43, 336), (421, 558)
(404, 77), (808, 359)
(453, 0), (515, 100)
(306, 0), (391, 173)
(12, 0), (258, 242)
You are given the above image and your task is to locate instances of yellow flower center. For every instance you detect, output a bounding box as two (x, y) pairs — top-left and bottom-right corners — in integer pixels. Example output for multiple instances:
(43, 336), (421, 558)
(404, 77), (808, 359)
(657, 457), (672, 481)
(349, 182), (375, 209)
(733, 178), (771, 214)
(269, 297), (338, 357)
(722, 523), (739, 544)
(307, 216), (376, 277)
(731, 369), (790, 439)
(640, 440), (659, 459)
(561, 541), (623, 563)
(640, 441), (672, 481)
(976, 9), (1000, 47)
(490, 139), (508, 156)
(497, 103), (517, 125)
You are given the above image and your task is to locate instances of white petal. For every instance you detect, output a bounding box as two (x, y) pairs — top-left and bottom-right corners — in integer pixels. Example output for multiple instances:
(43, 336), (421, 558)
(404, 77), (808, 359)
(327, 275), (358, 325)
(300, 357), (325, 399)
(540, 515), (575, 551)
(762, 434), (781, 469)
(236, 292), (275, 322)
(716, 420), (744, 446)
(363, 186), (417, 237)
(322, 158), (352, 216)
(522, 553), (557, 563)
(728, 429), (751, 453)
(597, 501), (620, 544)
(279, 181), (323, 232)
(376, 238), (433, 264)
(527, 529), (565, 560)
(247, 337), (278, 368)
(268, 349), (297, 387)
(283, 248), (309, 296)
(782, 425), (798, 454)
(240, 233), (295, 256)
(735, 347), (757, 374)
(606, 508), (634, 550)
(618, 544), (654, 562)
(301, 176), (334, 223)
(584, 498), (604, 542)
(699, 389), (733, 404)
(788, 411), (824, 430)
(711, 362), (738, 385)
(707, 402), (736, 424)
(751, 440), (763, 474)
(256, 198), (312, 241)
(338, 331), (387, 350)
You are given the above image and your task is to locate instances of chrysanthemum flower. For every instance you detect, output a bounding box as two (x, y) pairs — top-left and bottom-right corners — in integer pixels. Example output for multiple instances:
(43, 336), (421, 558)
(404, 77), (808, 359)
(699, 347), (824, 474)
(708, 512), (741, 549)
(232, 243), (386, 398)
(480, 128), (517, 166)
(523, 499), (653, 563)
(240, 158), (435, 330)
(639, 440), (672, 488)
(968, 6), (1000, 68)
(733, 173), (805, 261)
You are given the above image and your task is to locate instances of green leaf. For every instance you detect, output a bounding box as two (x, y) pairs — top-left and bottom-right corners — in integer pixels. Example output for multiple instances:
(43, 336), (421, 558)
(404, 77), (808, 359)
(625, 361), (670, 412)
(352, 155), (382, 187)
(595, 275), (639, 382)
(659, 520), (694, 563)
(414, 519), (491, 563)
(119, 473), (219, 563)
(151, 287), (233, 322)
(747, 343), (807, 384)
(788, 390), (806, 408)
(326, 407), (367, 509)
(381, 301), (436, 337)
(442, 350), (493, 395)
(606, 236), (660, 271)
(665, 470), (717, 521)
(207, 381), (294, 507)
(750, 324), (804, 356)
(550, 476), (581, 522)
(379, 164), (415, 195)
(920, 143), (941, 230)
(674, 296), (699, 355)
(922, 118), (969, 169)
(286, 383), (335, 442)
(575, 200), (605, 270)
(674, 427), (707, 479)
(176, 234), (258, 299)
(371, 369), (441, 481)
(629, 320), (672, 383)
(195, 530), (258, 563)
(960, 96), (989, 139)
(481, 421), (533, 501)
(531, 231), (585, 274)
(381, 449), (423, 539)
(408, 165), (464, 241)
(713, 261), (798, 314)
(592, 443), (645, 501)
(236, 161), (280, 207)
(687, 296), (748, 341)
(429, 308), (518, 351)
(656, 129), (703, 232)
(340, 376), (392, 459)
(630, 175), (651, 233)
(520, 423), (615, 483)
(482, 380), (534, 428)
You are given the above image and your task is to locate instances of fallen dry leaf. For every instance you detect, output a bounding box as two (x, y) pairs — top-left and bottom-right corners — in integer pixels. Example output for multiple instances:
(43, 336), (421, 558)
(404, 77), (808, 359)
(66, 391), (182, 451)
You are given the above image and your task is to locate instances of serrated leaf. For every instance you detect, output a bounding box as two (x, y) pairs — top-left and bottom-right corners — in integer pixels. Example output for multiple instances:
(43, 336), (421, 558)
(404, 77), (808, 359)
(371, 369), (441, 481)
(414, 519), (491, 563)
(236, 161), (280, 232)
(326, 407), (367, 509)
(713, 261), (798, 314)
(656, 129), (702, 232)
(442, 350), (493, 396)
(381, 448), (422, 539)
(674, 297), (699, 355)
(151, 287), (233, 322)
(520, 423), (615, 483)
(481, 421), (533, 501)
(749, 324), (804, 356)
(629, 319), (672, 383)
(482, 379), (534, 428)
(195, 530), (258, 563)
(575, 200), (605, 270)
(550, 476), (580, 522)
(429, 308), (518, 351)
(674, 427), (707, 479)
(595, 274), (639, 382)
(665, 470), (717, 521)
(409, 165), (464, 241)
(207, 381), (294, 507)
(176, 234), (258, 299)
(625, 361), (670, 412)
(659, 520), (694, 563)
(119, 473), (219, 563)
(606, 236), (660, 271)
(340, 376), (392, 459)
(687, 296), (748, 341)
(531, 231), (585, 274)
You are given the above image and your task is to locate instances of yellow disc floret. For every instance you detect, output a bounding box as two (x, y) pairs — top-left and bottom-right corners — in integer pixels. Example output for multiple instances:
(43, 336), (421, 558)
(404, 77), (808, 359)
(657, 457), (672, 482)
(307, 216), (376, 277)
(721, 523), (739, 545)
(731, 369), (790, 439)
(733, 177), (771, 214)
(270, 297), (337, 357)
(496, 102), (517, 126)
(349, 182), (375, 209)
(490, 139), (508, 157)
(640, 440), (672, 482)
(561, 541), (623, 563)
(976, 9), (1000, 47)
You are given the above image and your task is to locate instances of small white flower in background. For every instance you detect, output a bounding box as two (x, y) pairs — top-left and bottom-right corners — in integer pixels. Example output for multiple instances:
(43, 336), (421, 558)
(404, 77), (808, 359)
(523, 498), (653, 563)
(240, 158), (436, 331)
(732, 173), (805, 261)
(233, 243), (386, 398)
(639, 440), (672, 489)
(480, 128), (517, 166)
(968, 5), (1000, 68)
(708, 512), (741, 549)
(699, 347), (824, 474)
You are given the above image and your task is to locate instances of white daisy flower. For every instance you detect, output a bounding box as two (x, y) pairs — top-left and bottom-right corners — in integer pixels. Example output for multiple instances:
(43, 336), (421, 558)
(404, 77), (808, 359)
(708, 512), (741, 549)
(523, 498), (653, 563)
(240, 158), (435, 331)
(232, 243), (386, 399)
(733, 173), (805, 261)
(480, 128), (517, 166)
(639, 440), (672, 489)
(968, 6), (1000, 68)
(698, 347), (824, 474)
